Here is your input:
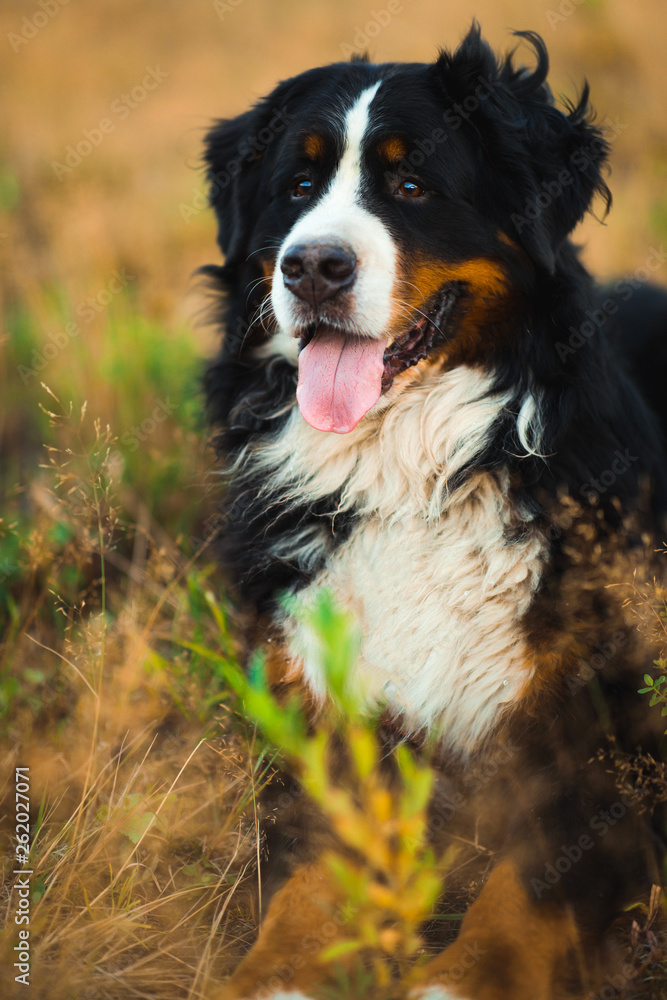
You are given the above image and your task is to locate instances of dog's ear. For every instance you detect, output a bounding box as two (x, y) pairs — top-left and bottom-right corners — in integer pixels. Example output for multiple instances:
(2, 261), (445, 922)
(501, 31), (612, 273)
(204, 93), (296, 273)
(203, 106), (268, 272)
(434, 25), (611, 273)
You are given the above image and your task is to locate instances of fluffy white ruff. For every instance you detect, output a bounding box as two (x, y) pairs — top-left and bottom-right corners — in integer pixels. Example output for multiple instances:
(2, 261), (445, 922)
(241, 363), (546, 753)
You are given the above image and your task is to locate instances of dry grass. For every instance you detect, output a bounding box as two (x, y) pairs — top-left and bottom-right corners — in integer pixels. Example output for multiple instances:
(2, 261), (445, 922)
(0, 399), (262, 998)
(2, 0), (667, 996)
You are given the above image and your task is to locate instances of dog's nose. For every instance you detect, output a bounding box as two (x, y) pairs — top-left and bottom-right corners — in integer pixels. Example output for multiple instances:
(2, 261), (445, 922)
(280, 242), (357, 308)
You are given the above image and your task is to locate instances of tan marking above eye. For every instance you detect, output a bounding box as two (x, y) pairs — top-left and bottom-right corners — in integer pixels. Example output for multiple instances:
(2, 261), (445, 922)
(376, 136), (408, 162)
(303, 133), (325, 160)
(498, 230), (519, 249)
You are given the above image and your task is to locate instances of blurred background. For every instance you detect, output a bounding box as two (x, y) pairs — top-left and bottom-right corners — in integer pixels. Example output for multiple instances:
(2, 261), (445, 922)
(1, 1), (666, 997)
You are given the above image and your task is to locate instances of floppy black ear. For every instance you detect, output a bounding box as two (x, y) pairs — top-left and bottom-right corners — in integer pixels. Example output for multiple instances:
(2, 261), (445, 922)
(204, 90), (299, 273)
(502, 31), (612, 273)
(203, 105), (269, 272)
(434, 25), (611, 273)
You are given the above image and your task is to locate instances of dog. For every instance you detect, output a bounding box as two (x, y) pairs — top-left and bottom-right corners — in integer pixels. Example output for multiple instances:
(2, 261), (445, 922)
(202, 24), (667, 1000)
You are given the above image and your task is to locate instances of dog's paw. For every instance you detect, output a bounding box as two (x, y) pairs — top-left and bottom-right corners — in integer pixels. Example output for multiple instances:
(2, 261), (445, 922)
(264, 993), (315, 1000)
(266, 994), (315, 1000)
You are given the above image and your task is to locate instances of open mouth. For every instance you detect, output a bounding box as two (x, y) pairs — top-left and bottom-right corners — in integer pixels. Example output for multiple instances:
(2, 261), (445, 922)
(380, 284), (462, 392)
(294, 284), (463, 434)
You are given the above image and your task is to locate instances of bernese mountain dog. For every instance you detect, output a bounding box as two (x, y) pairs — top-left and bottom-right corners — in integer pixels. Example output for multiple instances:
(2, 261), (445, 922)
(202, 24), (667, 1000)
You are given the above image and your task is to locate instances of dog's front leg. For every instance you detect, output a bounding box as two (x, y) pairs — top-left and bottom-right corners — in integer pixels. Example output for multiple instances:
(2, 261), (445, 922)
(213, 859), (353, 1000)
(408, 859), (583, 1000)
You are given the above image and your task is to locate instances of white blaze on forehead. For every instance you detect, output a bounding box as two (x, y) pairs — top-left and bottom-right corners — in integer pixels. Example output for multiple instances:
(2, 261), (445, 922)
(331, 80), (382, 194)
(271, 80), (397, 343)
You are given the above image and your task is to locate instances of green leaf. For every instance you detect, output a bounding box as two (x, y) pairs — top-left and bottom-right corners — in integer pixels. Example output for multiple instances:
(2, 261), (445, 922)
(349, 727), (377, 781)
(31, 877), (47, 904)
(247, 651), (268, 690)
(320, 938), (362, 963)
(23, 668), (46, 685)
(121, 809), (157, 844)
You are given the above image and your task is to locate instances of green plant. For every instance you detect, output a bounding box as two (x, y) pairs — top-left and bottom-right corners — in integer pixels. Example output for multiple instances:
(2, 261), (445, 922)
(639, 666), (667, 732)
(180, 587), (451, 992)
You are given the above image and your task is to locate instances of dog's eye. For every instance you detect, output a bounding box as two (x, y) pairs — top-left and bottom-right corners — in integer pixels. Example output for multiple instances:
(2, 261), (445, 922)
(397, 179), (426, 199)
(292, 177), (313, 199)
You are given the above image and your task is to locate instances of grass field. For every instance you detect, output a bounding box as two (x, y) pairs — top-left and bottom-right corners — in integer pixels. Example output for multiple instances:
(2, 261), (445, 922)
(2, 0), (667, 996)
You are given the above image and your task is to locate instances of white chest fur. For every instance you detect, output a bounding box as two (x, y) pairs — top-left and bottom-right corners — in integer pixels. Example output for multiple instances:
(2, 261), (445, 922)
(290, 473), (545, 752)
(245, 363), (547, 754)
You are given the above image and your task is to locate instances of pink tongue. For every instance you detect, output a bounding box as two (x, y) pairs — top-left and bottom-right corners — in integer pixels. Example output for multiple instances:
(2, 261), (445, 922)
(297, 329), (387, 434)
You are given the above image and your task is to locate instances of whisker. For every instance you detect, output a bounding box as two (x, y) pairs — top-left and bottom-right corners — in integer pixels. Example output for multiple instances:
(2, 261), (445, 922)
(258, 296), (277, 337)
(392, 297), (447, 341)
(395, 278), (426, 300)
(245, 244), (283, 261)
(395, 299), (430, 322)
(235, 293), (274, 356)
(245, 276), (272, 306)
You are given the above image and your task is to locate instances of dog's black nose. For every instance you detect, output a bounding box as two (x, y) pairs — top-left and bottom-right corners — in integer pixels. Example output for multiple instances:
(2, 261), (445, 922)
(280, 242), (357, 308)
